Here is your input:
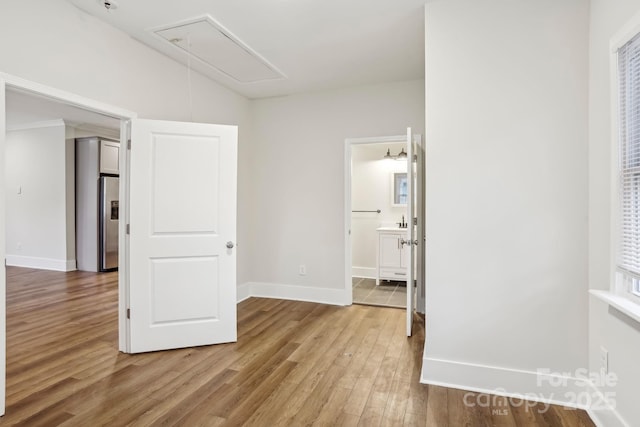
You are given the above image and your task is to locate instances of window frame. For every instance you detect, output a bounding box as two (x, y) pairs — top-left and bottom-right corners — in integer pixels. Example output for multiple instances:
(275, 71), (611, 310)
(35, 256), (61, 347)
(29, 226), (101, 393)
(611, 14), (640, 304)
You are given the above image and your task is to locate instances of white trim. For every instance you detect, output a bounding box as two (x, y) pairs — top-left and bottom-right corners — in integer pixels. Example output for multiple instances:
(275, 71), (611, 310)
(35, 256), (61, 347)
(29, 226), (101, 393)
(244, 282), (349, 306)
(610, 10), (640, 53)
(590, 290), (640, 324)
(72, 123), (120, 139)
(148, 14), (287, 84)
(344, 140), (353, 306)
(236, 283), (251, 303)
(0, 72), (137, 358)
(0, 73), (136, 119)
(345, 135), (407, 145)
(119, 120), (131, 353)
(608, 17), (640, 304)
(610, 27), (622, 295)
(343, 134), (411, 309)
(421, 357), (592, 409)
(351, 267), (376, 279)
(6, 255), (76, 272)
(343, 133), (426, 324)
(6, 119), (65, 132)
(587, 390), (629, 427)
(0, 78), (5, 416)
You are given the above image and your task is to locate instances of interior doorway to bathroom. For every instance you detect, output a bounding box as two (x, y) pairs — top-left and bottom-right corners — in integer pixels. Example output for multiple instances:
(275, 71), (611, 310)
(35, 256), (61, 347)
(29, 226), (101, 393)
(344, 131), (425, 336)
(351, 141), (408, 308)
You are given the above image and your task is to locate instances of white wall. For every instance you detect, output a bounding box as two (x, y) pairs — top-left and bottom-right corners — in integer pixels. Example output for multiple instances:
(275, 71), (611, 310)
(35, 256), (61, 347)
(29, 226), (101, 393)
(423, 0), (590, 402)
(351, 142), (407, 277)
(589, 0), (640, 425)
(246, 79), (424, 301)
(5, 122), (75, 271)
(0, 0), (252, 285)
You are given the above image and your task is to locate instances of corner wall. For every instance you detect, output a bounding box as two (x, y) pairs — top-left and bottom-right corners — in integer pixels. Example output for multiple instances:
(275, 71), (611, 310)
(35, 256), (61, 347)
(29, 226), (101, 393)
(5, 122), (75, 271)
(247, 80), (425, 301)
(423, 0), (590, 404)
(588, 0), (640, 425)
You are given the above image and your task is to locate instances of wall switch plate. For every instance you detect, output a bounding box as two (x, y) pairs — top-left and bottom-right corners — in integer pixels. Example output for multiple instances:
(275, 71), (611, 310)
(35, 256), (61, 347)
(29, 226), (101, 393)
(299, 265), (307, 275)
(600, 346), (609, 374)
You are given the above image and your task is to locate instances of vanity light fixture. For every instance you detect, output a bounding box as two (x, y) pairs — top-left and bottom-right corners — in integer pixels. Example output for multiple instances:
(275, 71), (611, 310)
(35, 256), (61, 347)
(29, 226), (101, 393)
(383, 147), (409, 160)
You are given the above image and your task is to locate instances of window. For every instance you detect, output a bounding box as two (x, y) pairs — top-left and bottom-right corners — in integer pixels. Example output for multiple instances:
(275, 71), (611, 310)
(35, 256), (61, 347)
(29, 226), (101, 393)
(617, 31), (640, 298)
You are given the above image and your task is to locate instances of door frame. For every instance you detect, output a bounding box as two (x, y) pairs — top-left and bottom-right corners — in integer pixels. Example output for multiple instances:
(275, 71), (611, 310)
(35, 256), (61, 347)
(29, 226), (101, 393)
(343, 133), (425, 310)
(0, 72), (137, 414)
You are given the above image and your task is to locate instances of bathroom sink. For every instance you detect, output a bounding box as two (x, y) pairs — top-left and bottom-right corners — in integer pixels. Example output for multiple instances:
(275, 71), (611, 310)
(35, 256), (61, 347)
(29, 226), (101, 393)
(376, 227), (408, 231)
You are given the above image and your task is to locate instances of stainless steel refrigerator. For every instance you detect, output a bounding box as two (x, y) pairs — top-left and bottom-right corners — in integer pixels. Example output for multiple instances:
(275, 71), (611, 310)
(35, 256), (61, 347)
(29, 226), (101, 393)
(99, 176), (119, 271)
(76, 137), (120, 272)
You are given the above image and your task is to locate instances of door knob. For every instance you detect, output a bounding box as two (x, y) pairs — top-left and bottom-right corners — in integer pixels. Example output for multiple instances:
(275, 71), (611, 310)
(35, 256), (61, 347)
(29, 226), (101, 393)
(226, 241), (235, 249)
(400, 239), (419, 246)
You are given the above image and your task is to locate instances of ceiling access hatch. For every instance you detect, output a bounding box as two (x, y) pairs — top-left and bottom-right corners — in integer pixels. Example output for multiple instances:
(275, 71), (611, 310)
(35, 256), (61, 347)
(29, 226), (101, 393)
(153, 16), (286, 83)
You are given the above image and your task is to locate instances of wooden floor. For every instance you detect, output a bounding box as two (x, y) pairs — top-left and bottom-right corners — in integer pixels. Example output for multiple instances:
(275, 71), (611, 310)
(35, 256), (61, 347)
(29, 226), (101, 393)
(3, 267), (595, 426)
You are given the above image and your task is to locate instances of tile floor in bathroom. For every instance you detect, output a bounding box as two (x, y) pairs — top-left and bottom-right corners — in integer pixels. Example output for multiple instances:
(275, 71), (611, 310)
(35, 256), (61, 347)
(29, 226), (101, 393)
(352, 277), (406, 308)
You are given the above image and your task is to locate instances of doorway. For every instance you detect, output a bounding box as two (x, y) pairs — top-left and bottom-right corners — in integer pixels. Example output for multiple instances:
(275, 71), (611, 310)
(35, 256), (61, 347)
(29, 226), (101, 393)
(1, 74), (240, 416)
(350, 141), (408, 308)
(344, 131), (425, 336)
(0, 74), (135, 416)
(5, 89), (122, 274)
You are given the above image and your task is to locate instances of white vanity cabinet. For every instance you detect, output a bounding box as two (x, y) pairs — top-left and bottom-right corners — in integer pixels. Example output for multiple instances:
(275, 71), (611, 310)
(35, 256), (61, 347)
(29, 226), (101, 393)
(376, 228), (408, 285)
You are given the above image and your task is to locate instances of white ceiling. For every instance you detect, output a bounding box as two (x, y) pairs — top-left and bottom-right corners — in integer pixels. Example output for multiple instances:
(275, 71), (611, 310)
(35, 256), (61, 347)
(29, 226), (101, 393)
(67, 0), (426, 99)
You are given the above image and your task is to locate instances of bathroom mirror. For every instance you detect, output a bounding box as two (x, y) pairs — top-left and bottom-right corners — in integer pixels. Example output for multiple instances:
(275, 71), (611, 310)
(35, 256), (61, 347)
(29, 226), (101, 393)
(391, 172), (408, 206)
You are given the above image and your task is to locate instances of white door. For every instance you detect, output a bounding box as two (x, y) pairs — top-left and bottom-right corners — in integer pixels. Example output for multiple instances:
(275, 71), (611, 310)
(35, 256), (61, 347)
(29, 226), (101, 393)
(128, 119), (238, 353)
(405, 127), (415, 337)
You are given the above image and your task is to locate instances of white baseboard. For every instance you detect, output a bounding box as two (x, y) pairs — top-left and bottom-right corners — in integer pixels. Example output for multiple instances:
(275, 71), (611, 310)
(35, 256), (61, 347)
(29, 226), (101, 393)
(421, 357), (594, 410)
(586, 382), (629, 427)
(6, 255), (76, 272)
(236, 283), (251, 303)
(242, 281), (349, 306)
(352, 267), (376, 279)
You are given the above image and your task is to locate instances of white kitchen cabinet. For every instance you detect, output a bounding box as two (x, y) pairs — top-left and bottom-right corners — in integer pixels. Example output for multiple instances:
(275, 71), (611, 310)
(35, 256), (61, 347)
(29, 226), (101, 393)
(100, 139), (120, 175)
(376, 228), (408, 285)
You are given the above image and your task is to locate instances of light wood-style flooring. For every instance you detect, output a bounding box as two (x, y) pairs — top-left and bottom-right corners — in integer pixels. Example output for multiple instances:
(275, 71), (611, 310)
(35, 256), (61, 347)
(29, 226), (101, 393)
(4, 267), (595, 426)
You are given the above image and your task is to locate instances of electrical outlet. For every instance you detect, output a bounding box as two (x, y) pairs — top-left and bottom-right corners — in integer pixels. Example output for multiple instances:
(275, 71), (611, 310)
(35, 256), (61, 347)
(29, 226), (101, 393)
(16, 242), (21, 250)
(600, 346), (609, 374)
(299, 264), (307, 276)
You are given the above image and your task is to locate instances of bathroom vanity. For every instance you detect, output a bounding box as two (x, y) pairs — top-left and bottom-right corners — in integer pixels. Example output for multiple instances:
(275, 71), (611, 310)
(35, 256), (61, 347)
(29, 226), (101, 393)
(376, 227), (409, 285)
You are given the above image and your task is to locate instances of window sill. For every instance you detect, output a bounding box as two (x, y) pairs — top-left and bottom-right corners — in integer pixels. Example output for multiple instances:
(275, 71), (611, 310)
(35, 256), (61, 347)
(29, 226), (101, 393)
(590, 290), (640, 324)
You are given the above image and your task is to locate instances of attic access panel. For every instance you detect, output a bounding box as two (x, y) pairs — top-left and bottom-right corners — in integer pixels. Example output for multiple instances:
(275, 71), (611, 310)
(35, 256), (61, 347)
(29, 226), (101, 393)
(154, 16), (286, 83)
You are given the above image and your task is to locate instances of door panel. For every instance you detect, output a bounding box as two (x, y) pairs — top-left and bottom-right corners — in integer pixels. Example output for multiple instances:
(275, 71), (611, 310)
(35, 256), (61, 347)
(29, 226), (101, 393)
(380, 234), (402, 267)
(128, 118), (237, 353)
(151, 134), (219, 233)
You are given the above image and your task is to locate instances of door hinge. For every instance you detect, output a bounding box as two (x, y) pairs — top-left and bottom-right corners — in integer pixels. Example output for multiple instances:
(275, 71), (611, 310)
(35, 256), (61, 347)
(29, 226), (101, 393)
(413, 217), (418, 226)
(127, 139), (131, 150)
(127, 308), (130, 319)
(126, 224), (130, 235)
